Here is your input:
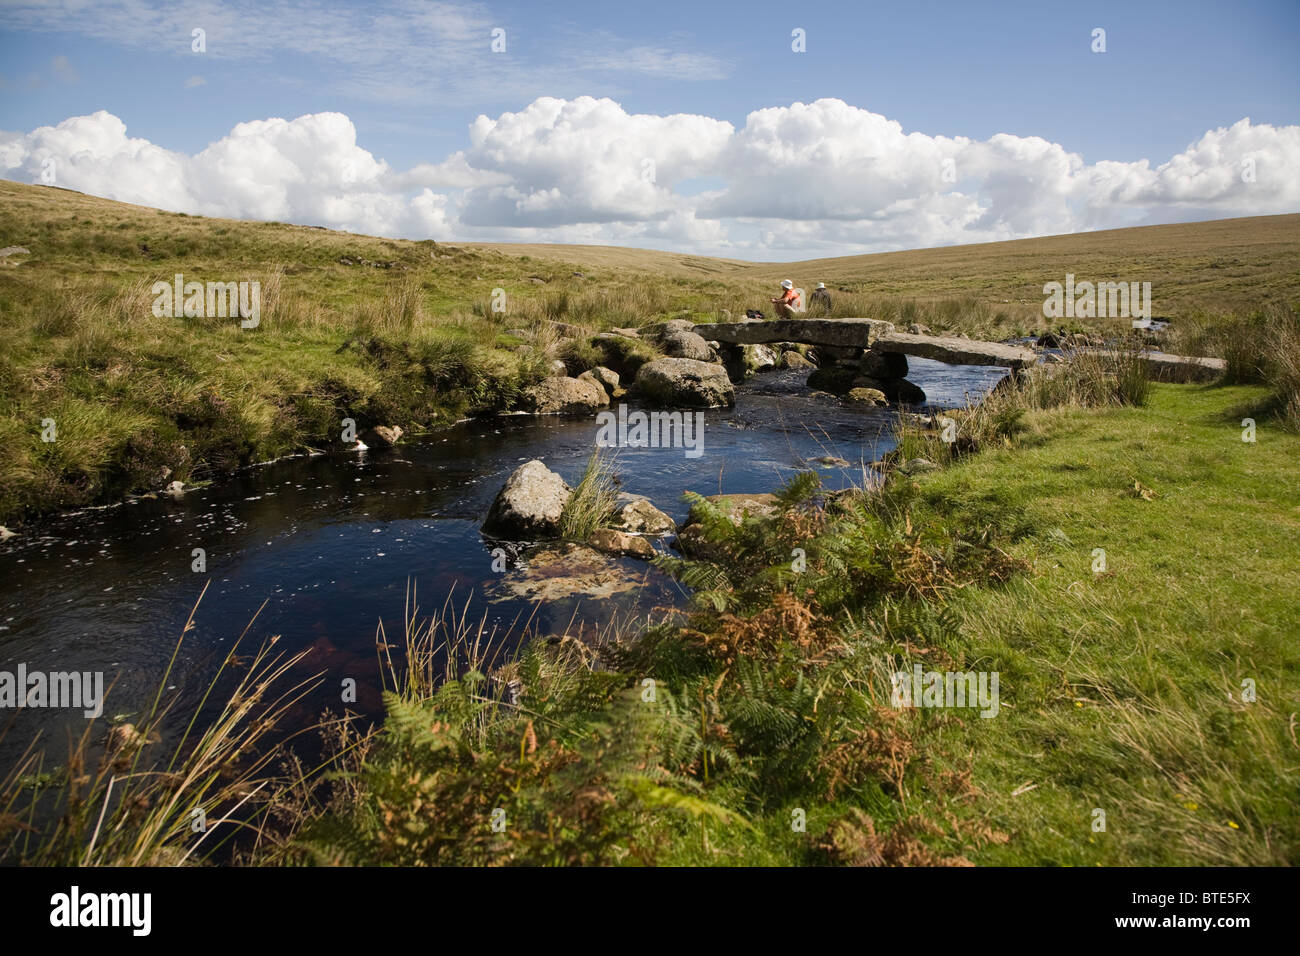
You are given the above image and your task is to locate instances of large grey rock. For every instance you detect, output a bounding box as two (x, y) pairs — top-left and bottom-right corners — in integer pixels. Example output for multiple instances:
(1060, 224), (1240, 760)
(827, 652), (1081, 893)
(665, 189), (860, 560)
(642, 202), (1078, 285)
(661, 329), (716, 362)
(635, 358), (735, 408)
(873, 332), (1035, 368)
(692, 318), (895, 348)
(524, 376), (609, 414)
(483, 460), (572, 538)
(748, 344), (778, 371)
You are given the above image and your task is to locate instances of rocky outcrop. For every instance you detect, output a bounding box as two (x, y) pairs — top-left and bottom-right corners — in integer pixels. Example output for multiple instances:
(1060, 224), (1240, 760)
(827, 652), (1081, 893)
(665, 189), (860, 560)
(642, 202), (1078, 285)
(483, 460), (572, 538)
(523, 376), (610, 414)
(635, 358), (735, 408)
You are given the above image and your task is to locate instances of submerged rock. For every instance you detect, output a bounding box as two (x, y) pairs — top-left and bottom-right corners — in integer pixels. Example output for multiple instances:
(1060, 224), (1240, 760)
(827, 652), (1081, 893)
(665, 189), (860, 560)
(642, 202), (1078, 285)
(483, 460), (572, 538)
(490, 543), (644, 602)
(846, 387), (888, 406)
(588, 528), (656, 559)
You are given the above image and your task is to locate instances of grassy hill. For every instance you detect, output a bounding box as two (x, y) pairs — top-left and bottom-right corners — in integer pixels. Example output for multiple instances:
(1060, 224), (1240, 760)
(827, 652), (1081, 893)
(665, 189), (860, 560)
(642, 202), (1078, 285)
(0, 178), (1296, 524)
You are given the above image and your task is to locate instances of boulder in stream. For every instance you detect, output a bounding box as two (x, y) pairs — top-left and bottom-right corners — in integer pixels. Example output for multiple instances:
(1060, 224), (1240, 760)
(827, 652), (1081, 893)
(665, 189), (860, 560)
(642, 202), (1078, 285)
(634, 358), (735, 408)
(483, 460), (572, 538)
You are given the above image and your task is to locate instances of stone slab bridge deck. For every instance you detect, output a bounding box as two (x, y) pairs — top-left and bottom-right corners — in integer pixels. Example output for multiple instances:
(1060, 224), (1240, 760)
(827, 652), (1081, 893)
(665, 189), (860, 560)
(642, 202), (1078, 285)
(691, 318), (1036, 368)
(690, 318), (1226, 382)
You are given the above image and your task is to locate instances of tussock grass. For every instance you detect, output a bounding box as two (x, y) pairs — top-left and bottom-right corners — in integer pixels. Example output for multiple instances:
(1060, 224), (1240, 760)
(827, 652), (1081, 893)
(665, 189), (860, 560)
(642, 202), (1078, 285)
(1174, 302), (1300, 430)
(557, 450), (620, 541)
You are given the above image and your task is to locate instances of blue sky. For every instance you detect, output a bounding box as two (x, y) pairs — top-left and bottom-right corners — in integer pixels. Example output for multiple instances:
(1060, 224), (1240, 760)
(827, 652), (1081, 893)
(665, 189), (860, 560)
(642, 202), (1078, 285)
(1, 0), (1297, 257)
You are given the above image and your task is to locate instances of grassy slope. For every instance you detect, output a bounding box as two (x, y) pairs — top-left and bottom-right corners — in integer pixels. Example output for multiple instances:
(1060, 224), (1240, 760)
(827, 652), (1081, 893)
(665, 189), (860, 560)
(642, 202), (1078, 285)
(912, 384), (1298, 864)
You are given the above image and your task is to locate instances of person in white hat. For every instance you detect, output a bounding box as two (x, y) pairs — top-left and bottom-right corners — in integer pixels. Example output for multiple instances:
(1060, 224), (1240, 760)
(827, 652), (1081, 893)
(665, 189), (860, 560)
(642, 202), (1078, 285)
(809, 281), (832, 314)
(771, 279), (801, 319)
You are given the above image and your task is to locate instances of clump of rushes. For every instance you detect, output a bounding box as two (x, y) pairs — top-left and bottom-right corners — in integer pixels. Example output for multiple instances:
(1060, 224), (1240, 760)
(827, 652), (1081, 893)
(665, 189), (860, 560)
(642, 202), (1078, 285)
(558, 450), (620, 541)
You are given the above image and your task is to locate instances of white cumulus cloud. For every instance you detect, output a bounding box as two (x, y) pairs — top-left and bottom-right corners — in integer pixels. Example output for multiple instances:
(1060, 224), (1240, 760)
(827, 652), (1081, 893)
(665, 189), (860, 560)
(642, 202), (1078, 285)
(1, 99), (1297, 258)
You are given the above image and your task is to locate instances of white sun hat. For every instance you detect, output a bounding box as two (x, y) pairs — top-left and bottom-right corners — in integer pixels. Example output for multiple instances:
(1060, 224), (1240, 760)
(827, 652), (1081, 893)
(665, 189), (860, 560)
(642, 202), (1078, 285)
(780, 279), (793, 289)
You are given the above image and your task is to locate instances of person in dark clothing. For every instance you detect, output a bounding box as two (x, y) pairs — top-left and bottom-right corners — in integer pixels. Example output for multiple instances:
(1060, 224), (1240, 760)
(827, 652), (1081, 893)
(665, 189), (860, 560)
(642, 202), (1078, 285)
(809, 282), (832, 314)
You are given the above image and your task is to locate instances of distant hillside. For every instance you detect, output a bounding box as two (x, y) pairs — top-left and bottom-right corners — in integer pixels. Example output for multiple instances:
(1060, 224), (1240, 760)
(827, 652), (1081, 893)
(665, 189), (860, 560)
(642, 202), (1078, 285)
(470, 214), (1300, 318)
(3, 179), (1297, 321)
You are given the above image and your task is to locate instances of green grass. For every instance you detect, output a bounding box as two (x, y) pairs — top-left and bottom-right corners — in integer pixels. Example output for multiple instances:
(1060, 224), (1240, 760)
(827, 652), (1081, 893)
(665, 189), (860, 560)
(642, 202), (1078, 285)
(905, 384), (1298, 864)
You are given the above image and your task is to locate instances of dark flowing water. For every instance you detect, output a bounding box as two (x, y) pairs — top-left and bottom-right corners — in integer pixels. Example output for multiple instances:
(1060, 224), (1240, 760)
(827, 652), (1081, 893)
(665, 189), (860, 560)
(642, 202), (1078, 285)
(0, 359), (1007, 764)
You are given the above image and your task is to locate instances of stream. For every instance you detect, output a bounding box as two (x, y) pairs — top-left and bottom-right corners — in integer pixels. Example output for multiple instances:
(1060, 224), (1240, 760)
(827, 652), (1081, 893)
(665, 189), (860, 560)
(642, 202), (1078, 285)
(0, 358), (1008, 766)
